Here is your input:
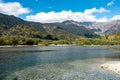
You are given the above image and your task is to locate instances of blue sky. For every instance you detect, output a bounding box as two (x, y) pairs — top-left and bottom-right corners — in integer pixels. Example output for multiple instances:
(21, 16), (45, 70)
(0, 0), (120, 23)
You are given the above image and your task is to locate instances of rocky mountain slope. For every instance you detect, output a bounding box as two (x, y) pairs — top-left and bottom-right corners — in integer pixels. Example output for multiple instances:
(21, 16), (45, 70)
(86, 20), (120, 35)
(66, 20), (120, 35)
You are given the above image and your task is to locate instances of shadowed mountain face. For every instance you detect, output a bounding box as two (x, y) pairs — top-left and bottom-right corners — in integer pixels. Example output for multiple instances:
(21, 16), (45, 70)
(0, 13), (45, 33)
(0, 13), (98, 40)
(43, 21), (97, 38)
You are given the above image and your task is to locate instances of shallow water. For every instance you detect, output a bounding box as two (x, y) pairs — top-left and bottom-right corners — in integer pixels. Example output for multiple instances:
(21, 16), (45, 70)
(0, 46), (120, 80)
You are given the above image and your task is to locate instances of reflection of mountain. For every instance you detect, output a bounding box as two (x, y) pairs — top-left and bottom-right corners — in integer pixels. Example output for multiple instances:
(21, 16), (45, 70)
(0, 13), (97, 40)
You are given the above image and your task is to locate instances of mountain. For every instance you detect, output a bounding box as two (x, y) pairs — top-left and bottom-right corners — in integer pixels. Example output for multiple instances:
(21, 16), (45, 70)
(86, 21), (120, 35)
(0, 13), (24, 35)
(43, 21), (97, 38)
(75, 20), (120, 35)
(65, 20), (120, 35)
(43, 25), (80, 40)
(103, 20), (120, 35)
(0, 13), (97, 40)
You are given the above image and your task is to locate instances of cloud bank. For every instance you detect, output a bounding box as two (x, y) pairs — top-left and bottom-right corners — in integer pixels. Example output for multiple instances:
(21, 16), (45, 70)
(26, 7), (110, 23)
(0, 1), (30, 16)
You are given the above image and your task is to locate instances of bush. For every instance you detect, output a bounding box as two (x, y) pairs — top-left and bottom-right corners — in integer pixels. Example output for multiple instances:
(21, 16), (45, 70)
(0, 36), (41, 45)
(74, 38), (120, 45)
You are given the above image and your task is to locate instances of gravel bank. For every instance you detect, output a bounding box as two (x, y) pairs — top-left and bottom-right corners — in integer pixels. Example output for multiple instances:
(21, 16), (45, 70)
(101, 61), (120, 76)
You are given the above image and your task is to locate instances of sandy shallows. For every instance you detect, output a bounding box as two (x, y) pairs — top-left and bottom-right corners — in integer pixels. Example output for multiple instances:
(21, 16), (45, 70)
(4, 59), (120, 80)
(101, 61), (120, 75)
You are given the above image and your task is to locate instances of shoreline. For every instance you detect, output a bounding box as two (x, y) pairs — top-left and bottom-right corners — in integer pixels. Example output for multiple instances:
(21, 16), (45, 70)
(2, 44), (118, 47)
(101, 61), (120, 76)
(0, 45), (72, 48)
(0, 45), (39, 48)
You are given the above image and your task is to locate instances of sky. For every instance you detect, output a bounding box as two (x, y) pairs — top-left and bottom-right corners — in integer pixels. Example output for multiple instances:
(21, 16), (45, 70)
(0, 0), (120, 23)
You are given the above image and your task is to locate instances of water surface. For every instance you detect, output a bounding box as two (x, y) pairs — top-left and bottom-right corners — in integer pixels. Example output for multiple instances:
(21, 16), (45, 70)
(0, 46), (120, 80)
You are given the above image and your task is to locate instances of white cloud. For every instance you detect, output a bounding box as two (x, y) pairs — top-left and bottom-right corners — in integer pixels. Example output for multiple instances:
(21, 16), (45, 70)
(0, 1), (30, 16)
(107, 0), (114, 6)
(96, 17), (108, 22)
(84, 7), (110, 14)
(111, 15), (120, 20)
(26, 7), (110, 23)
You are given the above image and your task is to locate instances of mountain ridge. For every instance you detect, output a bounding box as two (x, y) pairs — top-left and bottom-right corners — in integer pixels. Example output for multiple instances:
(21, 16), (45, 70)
(0, 13), (97, 40)
(63, 20), (120, 35)
(1, 13), (120, 37)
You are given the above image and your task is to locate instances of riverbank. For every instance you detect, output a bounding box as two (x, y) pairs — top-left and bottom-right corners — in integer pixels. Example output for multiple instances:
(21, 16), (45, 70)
(101, 61), (120, 76)
(0, 44), (120, 48)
